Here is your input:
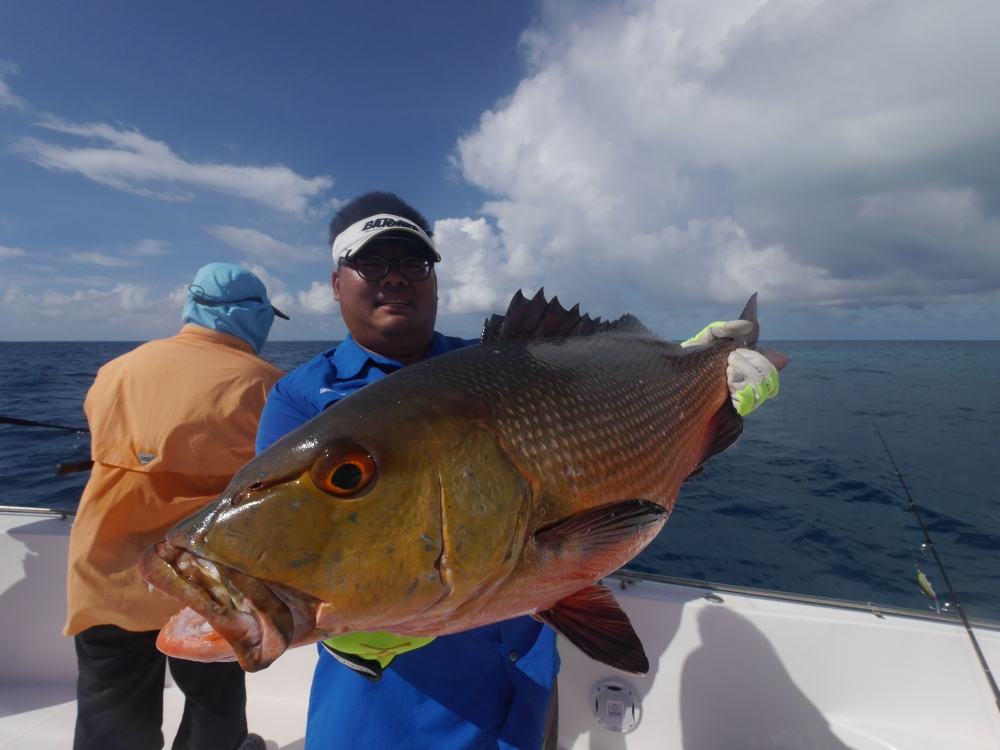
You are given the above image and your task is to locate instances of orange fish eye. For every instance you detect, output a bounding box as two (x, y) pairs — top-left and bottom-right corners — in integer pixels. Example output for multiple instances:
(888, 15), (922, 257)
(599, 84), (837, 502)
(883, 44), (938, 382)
(310, 443), (377, 497)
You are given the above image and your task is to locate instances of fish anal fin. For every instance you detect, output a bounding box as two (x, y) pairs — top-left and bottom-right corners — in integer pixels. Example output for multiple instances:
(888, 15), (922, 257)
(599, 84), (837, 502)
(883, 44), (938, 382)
(537, 584), (649, 674)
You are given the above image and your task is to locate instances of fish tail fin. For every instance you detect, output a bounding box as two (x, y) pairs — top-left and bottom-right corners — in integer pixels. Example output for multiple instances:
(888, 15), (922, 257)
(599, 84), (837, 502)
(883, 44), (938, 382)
(738, 292), (790, 372)
(737, 292), (759, 348)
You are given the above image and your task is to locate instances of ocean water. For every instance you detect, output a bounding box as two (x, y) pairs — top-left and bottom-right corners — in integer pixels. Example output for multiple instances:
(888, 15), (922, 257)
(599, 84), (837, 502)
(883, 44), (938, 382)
(1, 339), (998, 622)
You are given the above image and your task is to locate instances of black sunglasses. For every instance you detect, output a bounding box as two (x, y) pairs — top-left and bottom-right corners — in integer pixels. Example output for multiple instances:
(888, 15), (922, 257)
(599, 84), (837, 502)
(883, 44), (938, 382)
(339, 255), (434, 282)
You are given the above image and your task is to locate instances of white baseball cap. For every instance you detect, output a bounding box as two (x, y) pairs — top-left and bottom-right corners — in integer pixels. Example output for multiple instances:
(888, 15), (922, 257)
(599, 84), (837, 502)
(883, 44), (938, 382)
(331, 213), (441, 263)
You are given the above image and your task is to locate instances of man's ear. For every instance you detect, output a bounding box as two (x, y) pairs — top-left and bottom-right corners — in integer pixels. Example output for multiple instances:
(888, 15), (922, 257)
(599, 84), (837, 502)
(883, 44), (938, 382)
(332, 270), (340, 302)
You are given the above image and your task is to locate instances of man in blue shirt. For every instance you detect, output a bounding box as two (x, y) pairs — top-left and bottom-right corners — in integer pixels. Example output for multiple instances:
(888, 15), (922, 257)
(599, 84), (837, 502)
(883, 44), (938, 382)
(256, 192), (559, 750)
(255, 191), (781, 749)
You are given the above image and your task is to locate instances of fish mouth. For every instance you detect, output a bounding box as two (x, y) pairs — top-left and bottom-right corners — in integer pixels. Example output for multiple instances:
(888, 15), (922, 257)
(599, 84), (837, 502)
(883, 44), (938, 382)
(138, 542), (321, 672)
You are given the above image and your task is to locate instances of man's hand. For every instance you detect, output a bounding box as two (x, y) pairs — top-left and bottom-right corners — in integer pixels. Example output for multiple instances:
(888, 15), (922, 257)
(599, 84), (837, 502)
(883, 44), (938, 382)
(726, 348), (779, 416)
(682, 320), (780, 416)
(321, 631), (436, 681)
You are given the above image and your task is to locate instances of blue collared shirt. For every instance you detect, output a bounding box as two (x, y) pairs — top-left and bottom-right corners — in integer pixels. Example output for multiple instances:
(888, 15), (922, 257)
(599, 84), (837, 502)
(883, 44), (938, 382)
(255, 333), (559, 750)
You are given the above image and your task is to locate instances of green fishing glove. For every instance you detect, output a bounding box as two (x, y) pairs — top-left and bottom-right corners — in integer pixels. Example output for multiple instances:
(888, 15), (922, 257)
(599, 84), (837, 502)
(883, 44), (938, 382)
(682, 320), (779, 416)
(321, 631), (436, 682)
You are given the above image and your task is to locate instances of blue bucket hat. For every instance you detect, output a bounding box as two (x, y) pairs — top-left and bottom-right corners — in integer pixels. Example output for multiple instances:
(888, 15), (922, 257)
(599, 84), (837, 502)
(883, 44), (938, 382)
(181, 263), (289, 353)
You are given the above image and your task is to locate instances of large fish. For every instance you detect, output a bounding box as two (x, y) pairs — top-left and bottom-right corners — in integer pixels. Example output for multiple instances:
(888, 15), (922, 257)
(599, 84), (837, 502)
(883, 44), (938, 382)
(139, 290), (788, 674)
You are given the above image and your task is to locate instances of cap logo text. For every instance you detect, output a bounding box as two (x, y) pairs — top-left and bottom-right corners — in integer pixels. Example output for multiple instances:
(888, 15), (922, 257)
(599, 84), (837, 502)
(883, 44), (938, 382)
(362, 218), (418, 233)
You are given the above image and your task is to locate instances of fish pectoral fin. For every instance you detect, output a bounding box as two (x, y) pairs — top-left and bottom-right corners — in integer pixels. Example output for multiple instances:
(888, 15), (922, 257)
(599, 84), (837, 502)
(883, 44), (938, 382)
(534, 499), (668, 564)
(536, 584), (649, 674)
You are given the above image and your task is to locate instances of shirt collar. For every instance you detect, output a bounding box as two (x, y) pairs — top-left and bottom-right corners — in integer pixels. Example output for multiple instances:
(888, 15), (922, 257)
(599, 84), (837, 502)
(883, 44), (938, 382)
(178, 323), (255, 354)
(332, 332), (451, 379)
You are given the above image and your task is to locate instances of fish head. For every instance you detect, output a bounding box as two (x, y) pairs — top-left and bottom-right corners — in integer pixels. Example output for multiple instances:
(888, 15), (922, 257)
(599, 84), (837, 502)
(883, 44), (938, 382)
(141, 370), (529, 670)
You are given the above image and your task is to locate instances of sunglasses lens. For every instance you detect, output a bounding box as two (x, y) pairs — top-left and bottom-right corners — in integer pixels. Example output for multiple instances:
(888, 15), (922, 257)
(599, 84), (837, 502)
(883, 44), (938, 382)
(400, 257), (431, 280)
(348, 256), (432, 281)
(353, 257), (388, 280)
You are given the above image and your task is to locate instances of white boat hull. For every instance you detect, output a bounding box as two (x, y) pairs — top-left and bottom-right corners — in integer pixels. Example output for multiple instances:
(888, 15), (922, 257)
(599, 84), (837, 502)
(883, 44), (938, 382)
(2, 508), (998, 749)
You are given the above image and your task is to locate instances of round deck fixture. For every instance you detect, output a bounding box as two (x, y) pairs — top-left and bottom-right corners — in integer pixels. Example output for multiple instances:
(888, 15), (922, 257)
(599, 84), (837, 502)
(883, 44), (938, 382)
(591, 679), (641, 733)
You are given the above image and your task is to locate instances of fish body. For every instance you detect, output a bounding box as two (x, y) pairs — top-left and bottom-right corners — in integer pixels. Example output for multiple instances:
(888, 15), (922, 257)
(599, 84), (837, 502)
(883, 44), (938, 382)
(140, 291), (784, 674)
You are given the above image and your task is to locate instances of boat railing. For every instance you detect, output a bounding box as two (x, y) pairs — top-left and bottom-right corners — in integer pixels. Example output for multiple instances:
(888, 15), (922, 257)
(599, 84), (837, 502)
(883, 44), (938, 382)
(0, 504), (76, 518)
(615, 567), (1000, 631)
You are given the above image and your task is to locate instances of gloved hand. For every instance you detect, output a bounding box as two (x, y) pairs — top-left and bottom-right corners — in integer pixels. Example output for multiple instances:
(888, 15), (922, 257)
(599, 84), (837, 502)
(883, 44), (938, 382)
(682, 320), (780, 416)
(321, 631), (435, 682)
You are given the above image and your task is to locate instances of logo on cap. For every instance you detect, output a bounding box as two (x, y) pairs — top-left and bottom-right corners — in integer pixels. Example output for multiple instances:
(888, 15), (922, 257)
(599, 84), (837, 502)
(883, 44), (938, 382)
(362, 218), (419, 233)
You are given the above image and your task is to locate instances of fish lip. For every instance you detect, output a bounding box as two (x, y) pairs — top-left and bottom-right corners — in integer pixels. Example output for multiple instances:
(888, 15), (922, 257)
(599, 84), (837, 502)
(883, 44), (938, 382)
(139, 542), (316, 672)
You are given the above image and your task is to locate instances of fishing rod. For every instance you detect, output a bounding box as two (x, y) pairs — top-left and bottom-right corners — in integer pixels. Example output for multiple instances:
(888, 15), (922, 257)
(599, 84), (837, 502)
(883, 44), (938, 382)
(872, 422), (1000, 713)
(0, 415), (88, 432)
(0, 415), (92, 475)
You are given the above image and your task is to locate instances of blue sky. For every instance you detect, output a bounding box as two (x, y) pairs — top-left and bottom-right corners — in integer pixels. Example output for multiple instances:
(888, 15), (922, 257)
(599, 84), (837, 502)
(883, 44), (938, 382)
(1, 0), (998, 341)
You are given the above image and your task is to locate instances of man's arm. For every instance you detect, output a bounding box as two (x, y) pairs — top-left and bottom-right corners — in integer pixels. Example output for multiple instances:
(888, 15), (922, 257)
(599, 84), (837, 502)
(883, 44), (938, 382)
(255, 377), (316, 454)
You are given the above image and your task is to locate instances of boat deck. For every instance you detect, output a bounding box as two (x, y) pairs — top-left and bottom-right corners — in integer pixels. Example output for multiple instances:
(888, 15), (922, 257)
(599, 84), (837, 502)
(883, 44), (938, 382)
(3, 508), (1000, 749)
(1, 651), (312, 749)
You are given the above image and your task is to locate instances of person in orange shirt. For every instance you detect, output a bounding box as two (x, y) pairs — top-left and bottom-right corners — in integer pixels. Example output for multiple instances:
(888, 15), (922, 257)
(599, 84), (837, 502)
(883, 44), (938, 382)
(65, 263), (286, 750)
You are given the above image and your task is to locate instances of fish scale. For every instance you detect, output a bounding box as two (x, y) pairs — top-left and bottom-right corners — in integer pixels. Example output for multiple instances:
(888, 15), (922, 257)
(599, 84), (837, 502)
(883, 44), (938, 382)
(402, 333), (735, 518)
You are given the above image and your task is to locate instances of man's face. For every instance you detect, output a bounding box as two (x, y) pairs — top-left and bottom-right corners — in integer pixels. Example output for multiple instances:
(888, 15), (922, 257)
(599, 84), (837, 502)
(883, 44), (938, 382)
(332, 239), (438, 362)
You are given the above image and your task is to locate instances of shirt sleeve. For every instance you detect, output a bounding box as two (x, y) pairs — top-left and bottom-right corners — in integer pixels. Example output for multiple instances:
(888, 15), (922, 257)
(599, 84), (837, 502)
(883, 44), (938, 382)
(255, 375), (316, 454)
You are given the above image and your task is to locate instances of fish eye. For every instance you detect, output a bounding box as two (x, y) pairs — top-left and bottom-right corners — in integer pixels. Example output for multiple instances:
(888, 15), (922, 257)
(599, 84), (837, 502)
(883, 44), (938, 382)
(310, 443), (377, 497)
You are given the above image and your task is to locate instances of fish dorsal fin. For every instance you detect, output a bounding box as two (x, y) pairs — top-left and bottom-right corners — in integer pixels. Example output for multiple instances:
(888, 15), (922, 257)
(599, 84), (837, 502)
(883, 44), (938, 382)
(536, 583), (649, 674)
(481, 289), (656, 343)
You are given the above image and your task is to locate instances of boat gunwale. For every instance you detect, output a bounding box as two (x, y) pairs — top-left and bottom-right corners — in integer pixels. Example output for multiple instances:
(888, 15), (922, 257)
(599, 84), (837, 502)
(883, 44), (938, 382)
(614, 568), (1000, 631)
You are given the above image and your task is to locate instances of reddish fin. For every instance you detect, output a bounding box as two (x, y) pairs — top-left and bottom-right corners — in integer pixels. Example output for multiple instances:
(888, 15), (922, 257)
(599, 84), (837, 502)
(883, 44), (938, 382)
(686, 401), (744, 480)
(481, 289), (656, 343)
(537, 584), (649, 674)
(534, 499), (668, 560)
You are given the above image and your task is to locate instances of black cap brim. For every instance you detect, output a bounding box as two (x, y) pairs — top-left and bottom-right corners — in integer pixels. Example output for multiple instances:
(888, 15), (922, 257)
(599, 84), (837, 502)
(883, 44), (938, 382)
(363, 232), (440, 262)
(272, 305), (290, 320)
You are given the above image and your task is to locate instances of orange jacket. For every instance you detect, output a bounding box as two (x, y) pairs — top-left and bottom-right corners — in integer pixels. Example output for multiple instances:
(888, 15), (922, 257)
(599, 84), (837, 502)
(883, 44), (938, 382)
(64, 325), (283, 635)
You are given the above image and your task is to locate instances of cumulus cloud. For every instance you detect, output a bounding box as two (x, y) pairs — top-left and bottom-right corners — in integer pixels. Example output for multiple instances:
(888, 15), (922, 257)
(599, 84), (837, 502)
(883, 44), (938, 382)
(14, 117), (333, 215)
(2, 282), (154, 320)
(242, 263), (295, 316)
(206, 225), (320, 263)
(0, 244), (27, 260)
(446, 0), (1000, 316)
(298, 280), (339, 315)
(434, 217), (511, 314)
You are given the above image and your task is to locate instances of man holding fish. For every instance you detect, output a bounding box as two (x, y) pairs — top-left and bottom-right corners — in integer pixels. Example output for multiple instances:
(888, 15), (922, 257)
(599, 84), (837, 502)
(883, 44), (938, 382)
(254, 193), (781, 749)
(139, 192), (784, 749)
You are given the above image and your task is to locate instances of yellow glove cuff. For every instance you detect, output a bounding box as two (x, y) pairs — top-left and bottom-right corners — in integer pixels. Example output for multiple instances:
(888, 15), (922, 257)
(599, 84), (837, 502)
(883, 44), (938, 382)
(322, 631), (436, 669)
(732, 368), (780, 416)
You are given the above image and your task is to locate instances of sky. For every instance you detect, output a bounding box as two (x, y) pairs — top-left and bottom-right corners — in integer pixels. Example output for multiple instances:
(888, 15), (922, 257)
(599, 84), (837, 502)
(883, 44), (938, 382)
(1, 0), (998, 342)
